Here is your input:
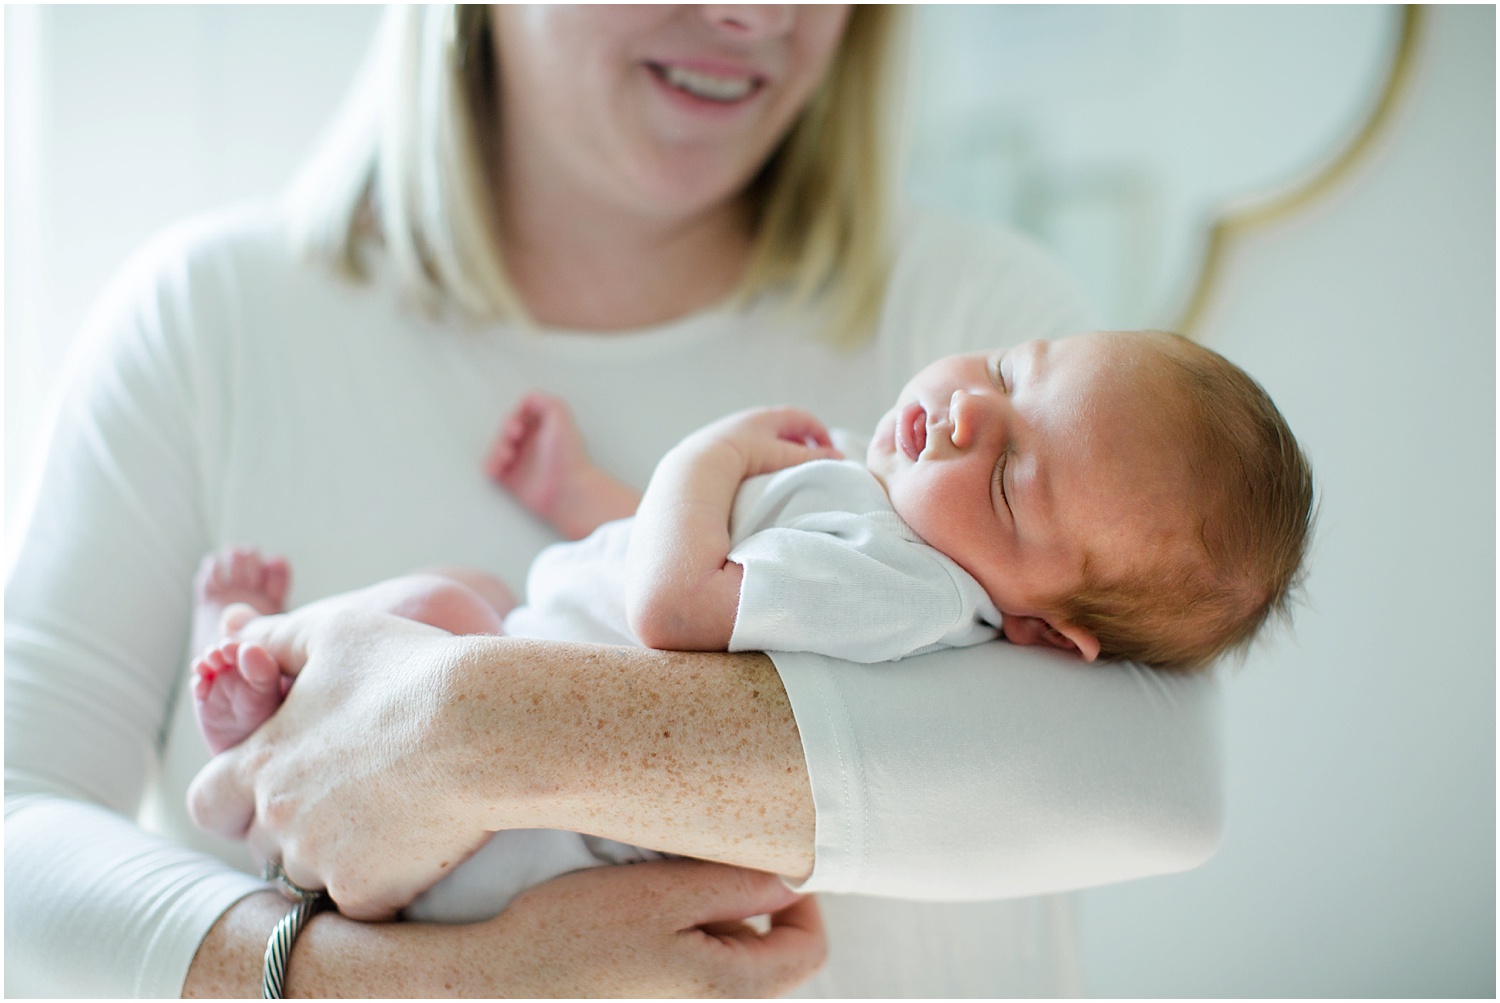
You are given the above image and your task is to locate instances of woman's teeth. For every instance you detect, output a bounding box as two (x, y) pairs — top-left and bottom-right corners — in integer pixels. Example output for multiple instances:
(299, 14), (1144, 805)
(661, 65), (756, 102)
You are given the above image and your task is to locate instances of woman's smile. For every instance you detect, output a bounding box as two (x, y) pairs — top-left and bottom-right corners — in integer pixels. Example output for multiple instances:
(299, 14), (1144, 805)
(493, 5), (849, 221)
(647, 59), (766, 105)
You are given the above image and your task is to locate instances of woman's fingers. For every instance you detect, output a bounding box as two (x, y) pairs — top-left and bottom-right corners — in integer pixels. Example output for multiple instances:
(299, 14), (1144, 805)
(635, 860), (827, 995)
(185, 611), (313, 836)
(660, 859), (802, 928)
(495, 860), (827, 996)
(751, 893), (828, 989)
(186, 741), (255, 839)
(692, 899), (827, 998)
(185, 611), (323, 839)
(186, 610), (497, 919)
(662, 862), (826, 994)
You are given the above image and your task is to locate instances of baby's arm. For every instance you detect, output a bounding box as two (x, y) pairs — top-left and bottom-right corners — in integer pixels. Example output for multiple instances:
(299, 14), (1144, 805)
(626, 407), (842, 651)
(486, 391), (641, 540)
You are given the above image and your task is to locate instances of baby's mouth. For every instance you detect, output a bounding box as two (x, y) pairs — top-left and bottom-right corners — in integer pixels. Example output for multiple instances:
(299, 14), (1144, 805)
(896, 402), (927, 461)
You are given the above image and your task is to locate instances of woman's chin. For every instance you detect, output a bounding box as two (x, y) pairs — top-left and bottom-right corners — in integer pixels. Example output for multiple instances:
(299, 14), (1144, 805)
(617, 151), (761, 223)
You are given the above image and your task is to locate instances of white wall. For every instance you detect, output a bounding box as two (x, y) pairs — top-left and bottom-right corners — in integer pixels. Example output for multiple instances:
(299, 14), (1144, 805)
(4, 4), (382, 549)
(1074, 6), (1495, 996)
(4, 5), (1494, 996)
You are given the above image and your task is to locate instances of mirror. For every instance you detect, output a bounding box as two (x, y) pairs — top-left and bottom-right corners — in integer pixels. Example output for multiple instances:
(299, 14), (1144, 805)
(905, 5), (1407, 329)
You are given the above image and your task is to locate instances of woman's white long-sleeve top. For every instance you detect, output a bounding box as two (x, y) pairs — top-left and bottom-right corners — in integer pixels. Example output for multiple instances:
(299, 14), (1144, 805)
(5, 205), (1223, 997)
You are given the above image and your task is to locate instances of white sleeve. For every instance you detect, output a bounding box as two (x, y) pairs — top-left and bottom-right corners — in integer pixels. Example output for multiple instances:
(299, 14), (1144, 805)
(770, 645), (1223, 899)
(4, 224), (265, 997)
(762, 215), (1223, 900)
(728, 511), (998, 663)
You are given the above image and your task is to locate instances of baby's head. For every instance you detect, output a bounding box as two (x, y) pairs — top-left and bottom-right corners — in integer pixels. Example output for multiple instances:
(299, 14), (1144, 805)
(866, 330), (1313, 671)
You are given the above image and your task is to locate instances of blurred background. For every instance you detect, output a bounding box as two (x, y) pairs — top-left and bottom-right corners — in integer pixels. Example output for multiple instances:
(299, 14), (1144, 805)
(5, 5), (1493, 996)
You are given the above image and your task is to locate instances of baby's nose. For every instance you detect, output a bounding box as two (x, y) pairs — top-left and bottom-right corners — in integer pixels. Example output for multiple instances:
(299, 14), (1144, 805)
(949, 389), (993, 449)
(948, 386), (1008, 449)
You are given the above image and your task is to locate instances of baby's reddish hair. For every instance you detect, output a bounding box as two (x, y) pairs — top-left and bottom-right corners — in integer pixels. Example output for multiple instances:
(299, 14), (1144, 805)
(1055, 332), (1315, 672)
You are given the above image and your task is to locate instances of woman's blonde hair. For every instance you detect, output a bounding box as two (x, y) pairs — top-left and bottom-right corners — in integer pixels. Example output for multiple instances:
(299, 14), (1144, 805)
(284, 4), (905, 345)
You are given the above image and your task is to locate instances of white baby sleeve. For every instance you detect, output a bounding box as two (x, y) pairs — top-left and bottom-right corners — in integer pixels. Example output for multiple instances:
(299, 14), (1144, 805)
(728, 508), (999, 663)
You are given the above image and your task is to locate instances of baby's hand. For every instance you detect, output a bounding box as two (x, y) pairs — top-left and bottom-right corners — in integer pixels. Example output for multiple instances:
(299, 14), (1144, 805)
(486, 391), (592, 521)
(687, 406), (845, 477)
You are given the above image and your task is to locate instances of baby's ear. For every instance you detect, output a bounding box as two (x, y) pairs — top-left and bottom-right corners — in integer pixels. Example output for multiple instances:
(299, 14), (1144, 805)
(1047, 620), (1100, 663)
(1002, 615), (1100, 662)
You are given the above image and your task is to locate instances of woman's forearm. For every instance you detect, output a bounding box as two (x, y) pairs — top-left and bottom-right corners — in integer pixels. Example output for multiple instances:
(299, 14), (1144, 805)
(185, 863), (829, 998)
(446, 638), (816, 878)
(191, 614), (817, 918)
(183, 893), (294, 997)
(185, 893), (473, 998)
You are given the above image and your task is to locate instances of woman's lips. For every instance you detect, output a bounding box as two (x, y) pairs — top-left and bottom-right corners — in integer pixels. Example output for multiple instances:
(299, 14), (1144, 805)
(896, 402), (927, 461)
(646, 61), (765, 106)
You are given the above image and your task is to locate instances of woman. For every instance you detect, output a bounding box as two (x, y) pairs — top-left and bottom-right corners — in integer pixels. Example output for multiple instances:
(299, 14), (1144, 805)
(5, 6), (1222, 996)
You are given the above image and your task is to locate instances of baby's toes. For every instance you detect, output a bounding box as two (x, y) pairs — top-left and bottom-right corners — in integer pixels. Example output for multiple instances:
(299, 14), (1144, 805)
(192, 671), (215, 700)
(195, 643), (229, 678)
(213, 640), (241, 670)
(262, 557), (291, 611)
(237, 643), (283, 695)
(484, 441), (515, 480)
(193, 643), (235, 699)
(194, 552), (226, 596)
(225, 546), (265, 591)
(219, 602), (261, 637)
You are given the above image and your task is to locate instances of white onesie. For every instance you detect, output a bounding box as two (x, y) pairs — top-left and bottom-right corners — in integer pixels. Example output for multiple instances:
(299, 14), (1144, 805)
(408, 440), (1003, 922)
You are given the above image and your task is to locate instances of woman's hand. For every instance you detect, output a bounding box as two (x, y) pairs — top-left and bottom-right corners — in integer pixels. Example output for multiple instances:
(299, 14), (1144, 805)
(473, 860), (825, 997)
(188, 605), (817, 918)
(185, 860), (826, 997)
(188, 608), (494, 920)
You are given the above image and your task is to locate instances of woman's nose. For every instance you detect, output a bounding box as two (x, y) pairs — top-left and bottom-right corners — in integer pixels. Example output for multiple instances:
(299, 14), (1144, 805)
(699, 5), (795, 41)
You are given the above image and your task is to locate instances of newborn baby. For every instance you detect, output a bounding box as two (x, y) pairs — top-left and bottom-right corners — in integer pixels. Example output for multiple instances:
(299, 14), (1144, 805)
(191, 329), (1313, 920)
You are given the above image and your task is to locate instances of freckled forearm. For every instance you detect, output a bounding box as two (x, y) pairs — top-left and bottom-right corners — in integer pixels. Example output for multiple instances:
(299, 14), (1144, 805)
(184, 893), (455, 998)
(443, 637), (815, 879)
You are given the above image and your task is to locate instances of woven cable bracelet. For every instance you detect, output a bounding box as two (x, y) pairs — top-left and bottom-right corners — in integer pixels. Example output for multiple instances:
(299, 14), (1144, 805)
(261, 860), (333, 999)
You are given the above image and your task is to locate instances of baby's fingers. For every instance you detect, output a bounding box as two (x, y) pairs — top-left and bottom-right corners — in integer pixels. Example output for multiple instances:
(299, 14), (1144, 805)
(757, 439), (843, 475)
(759, 407), (833, 447)
(791, 441), (844, 462)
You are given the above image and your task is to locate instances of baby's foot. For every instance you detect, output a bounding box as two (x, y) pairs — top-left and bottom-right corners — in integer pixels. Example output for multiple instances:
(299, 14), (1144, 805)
(193, 633), (286, 754)
(485, 392), (589, 526)
(191, 547), (290, 753)
(192, 546), (290, 657)
(485, 392), (633, 540)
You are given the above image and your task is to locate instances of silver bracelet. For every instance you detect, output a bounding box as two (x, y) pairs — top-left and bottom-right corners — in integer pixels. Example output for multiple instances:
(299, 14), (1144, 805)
(261, 861), (332, 999)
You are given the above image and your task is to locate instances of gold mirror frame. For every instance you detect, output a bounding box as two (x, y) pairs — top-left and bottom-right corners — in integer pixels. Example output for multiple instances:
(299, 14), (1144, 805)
(1177, 5), (1425, 336)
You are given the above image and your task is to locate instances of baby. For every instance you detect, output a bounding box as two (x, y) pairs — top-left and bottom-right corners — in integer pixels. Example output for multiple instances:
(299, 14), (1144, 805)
(191, 329), (1313, 920)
